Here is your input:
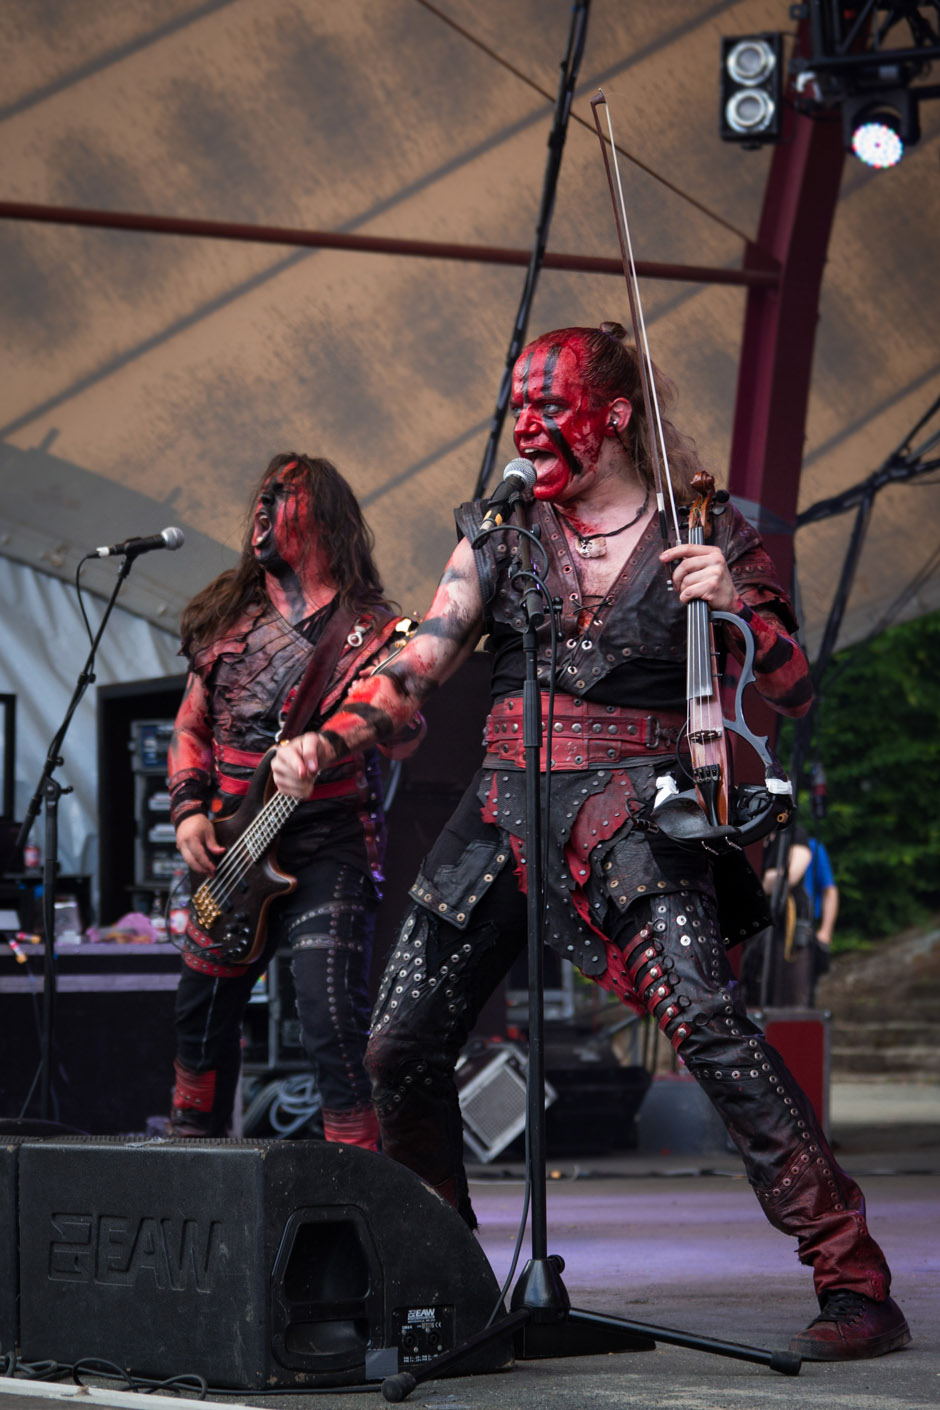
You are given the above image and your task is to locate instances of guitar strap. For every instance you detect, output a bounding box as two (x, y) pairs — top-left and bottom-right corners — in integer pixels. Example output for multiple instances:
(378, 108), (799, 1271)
(279, 602), (359, 742)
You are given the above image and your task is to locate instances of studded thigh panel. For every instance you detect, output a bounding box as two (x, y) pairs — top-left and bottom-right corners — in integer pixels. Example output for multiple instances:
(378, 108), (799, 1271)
(596, 890), (729, 1049)
(364, 886), (526, 1229)
(364, 871), (526, 1188)
(369, 906), (477, 1056)
(368, 874), (527, 1091)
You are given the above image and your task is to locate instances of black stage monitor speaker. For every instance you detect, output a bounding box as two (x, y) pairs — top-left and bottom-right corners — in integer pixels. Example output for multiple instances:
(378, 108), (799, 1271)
(16, 1138), (511, 1389)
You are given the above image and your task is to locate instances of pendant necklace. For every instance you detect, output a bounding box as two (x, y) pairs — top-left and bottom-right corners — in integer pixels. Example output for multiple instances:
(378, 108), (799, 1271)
(561, 482), (651, 558)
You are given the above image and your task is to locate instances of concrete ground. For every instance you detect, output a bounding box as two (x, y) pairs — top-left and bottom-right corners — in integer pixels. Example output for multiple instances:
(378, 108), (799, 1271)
(1, 1080), (937, 1410)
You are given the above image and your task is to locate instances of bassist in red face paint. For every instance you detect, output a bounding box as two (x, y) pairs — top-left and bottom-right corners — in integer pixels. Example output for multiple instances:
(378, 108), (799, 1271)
(167, 452), (424, 1151)
(272, 327), (910, 1362)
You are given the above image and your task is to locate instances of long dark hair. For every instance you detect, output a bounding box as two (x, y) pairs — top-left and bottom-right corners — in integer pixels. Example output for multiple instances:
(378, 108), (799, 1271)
(180, 452), (389, 653)
(522, 323), (706, 501)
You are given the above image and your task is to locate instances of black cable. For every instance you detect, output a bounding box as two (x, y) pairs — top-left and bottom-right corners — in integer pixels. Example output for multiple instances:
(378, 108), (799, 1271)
(72, 1358), (208, 1397)
(790, 387), (940, 794)
(487, 1172), (532, 1329)
(3, 1353), (382, 1397)
(865, 540), (940, 637)
(204, 1386), (380, 1396)
(472, 0), (591, 499)
(74, 556), (97, 649)
(1, 1351), (64, 1379)
(797, 536), (940, 739)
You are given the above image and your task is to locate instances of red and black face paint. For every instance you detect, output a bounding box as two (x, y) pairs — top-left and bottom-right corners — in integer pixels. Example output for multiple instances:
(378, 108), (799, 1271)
(511, 336), (609, 501)
(252, 460), (317, 580)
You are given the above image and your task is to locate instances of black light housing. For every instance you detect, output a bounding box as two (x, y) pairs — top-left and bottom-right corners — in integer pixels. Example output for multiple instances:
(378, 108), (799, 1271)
(720, 33), (784, 145)
(841, 88), (921, 168)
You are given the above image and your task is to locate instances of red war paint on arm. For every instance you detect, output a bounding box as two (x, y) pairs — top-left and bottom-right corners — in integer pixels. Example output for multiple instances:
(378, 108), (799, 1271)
(271, 537), (485, 799)
(725, 596), (813, 718)
(168, 672), (214, 778)
(168, 671), (225, 873)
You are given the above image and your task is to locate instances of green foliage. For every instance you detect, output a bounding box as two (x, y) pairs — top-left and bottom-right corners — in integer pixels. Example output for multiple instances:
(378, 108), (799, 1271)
(778, 608), (940, 944)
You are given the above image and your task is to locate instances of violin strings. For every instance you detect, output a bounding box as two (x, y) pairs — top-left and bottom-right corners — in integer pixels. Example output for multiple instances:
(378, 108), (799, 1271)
(686, 514), (713, 741)
(688, 597), (707, 739)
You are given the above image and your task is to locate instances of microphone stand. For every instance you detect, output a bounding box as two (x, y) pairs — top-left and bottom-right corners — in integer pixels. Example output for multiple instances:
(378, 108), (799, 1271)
(15, 554), (138, 1122)
(381, 519), (801, 1403)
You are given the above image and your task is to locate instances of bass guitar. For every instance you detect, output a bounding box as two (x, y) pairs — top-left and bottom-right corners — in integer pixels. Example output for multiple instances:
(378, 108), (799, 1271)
(184, 612), (420, 965)
(186, 747), (301, 966)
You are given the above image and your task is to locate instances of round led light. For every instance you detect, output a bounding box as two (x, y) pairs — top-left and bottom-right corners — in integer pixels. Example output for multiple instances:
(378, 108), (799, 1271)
(851, 116), (903, 169)
(726, 88), (775, 134)
(726, 38), (776, 86)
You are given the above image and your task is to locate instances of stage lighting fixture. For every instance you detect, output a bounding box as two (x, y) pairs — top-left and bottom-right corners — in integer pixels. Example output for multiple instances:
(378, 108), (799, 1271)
(720, 33), (784, 145)
(842, 89), (920, 169)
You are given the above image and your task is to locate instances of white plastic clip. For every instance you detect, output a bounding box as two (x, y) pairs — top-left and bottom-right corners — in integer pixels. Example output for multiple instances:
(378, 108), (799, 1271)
(654, 774), (680, 810)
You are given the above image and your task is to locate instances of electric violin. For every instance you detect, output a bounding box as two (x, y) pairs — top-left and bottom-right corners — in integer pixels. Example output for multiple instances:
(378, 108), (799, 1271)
(590, 90), (792, 851)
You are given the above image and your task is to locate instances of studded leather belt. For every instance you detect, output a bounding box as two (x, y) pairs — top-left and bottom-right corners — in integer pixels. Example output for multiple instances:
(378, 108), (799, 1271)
(483, 694), (686, 769)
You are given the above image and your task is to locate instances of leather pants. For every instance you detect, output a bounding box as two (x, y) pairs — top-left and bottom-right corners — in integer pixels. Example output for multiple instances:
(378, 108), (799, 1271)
(171, 859), (378, 1147)
(365, 866), (892, 1300)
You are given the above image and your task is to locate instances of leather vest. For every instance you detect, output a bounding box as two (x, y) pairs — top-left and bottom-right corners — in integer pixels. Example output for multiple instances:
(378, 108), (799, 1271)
(455, 495), (790, 699)
(190, 599), (402, 788)
(193, 602), (316, 762)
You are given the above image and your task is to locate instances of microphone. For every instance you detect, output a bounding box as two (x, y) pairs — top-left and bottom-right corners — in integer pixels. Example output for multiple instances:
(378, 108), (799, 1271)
(479, 458), (537, 531)
(93, 527), (185, 559)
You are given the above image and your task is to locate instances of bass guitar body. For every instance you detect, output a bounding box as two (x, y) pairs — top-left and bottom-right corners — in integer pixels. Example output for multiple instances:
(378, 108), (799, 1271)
(187, 750), (297, 966)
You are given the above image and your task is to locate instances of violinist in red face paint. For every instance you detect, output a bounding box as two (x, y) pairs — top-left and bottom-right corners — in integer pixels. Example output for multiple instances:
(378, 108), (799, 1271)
(271, 330), (907, 1361)
(167, 452), (425, 1150)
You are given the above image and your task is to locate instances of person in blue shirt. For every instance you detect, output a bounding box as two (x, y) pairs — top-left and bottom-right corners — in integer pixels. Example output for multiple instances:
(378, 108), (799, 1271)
(804, 837), (839, 971)
(753, 827), (838, 1006)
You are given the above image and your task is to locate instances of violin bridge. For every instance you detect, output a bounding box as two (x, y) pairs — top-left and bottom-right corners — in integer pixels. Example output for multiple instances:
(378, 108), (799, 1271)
(688, 728), (722, 745)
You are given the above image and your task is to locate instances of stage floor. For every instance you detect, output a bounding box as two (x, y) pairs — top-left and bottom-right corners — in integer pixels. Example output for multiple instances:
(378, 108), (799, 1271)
(2, 1081), (937, 1410)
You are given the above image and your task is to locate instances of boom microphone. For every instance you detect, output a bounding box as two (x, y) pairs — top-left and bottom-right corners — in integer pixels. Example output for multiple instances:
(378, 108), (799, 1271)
(479, 458), (537, 531)
(93, 527), (185, 558)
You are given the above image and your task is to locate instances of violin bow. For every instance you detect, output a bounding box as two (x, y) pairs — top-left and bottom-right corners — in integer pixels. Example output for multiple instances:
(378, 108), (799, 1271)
(590, 89), (681, 561)
(589, 89), (791, 847)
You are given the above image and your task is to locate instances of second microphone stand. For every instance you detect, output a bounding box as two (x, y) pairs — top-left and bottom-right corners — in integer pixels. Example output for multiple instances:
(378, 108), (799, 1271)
(15, 553), (138, 1123)
(381, 525), (801, 1402)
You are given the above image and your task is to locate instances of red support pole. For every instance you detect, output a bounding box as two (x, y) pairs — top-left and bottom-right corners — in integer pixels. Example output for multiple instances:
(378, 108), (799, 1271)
(725, 32), (846, 877)
(727, 44), (846, 700)
(728, 111), (845, 584)
(0, 200), (777, 289)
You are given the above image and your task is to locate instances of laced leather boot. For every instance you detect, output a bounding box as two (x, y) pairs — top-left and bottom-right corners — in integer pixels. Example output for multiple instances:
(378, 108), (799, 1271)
(790, 1289), (911, 1360)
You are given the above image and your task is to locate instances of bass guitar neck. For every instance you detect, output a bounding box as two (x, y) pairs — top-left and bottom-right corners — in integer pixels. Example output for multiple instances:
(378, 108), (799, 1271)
(188, 749), (298, 965)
